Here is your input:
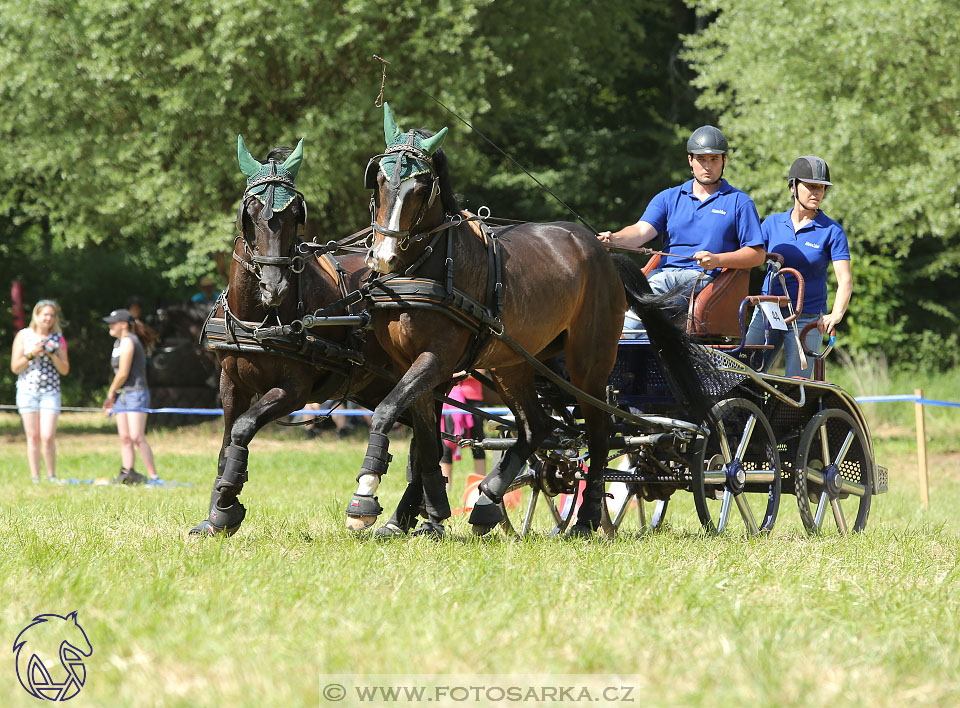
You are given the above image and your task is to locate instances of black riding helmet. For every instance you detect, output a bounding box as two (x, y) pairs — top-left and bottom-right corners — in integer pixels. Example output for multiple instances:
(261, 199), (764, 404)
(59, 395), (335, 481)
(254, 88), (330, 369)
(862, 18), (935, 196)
(686, 125), (728, 155)
(788, 155), (833, 187)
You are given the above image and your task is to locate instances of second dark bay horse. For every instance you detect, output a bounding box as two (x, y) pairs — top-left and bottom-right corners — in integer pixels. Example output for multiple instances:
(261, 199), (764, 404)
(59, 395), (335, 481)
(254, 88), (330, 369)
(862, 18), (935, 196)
(352, 103), (715, 536)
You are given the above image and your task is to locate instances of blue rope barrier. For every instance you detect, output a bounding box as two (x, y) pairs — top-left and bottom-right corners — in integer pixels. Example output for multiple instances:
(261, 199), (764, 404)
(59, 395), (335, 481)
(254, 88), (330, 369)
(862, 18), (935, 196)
(3, 397), (959, 416)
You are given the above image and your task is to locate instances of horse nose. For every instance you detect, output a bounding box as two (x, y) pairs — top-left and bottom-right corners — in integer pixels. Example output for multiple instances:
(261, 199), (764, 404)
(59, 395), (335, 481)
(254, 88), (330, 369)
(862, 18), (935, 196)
(259, 278), (288, 304)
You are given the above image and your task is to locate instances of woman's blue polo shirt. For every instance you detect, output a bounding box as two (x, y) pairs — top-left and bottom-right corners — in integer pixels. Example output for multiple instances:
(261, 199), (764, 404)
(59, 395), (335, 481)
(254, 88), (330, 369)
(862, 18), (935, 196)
(638, 178), (764, 275)
(760, 209), (850, 314)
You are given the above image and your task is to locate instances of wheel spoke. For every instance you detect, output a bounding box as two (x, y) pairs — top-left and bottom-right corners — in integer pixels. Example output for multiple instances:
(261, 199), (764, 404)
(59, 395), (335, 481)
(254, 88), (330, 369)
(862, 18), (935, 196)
(637, 497), (647, 527)
(717, 489), (733, 532)
(833, 430), (855, 467)
(819, 426), (831, 465)
(735, 414), (757, 461)
(830, 498), (849, 534)
(611, 490), (634, 528)
(805, 466), (826, 485)
(733, 492), (760, 535)
(521, 488), (540, 536)
(813, 491), (828, 528)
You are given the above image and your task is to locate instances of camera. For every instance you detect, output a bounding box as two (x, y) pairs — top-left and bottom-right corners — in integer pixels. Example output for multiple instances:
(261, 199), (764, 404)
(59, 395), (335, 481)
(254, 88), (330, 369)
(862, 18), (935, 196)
(43, 335), (60, 353)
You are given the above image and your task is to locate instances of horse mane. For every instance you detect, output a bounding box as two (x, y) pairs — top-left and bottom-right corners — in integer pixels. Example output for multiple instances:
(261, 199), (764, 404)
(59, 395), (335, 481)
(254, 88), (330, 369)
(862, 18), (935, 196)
(265, 145), (294, 162)
(411, 129), (459, 215)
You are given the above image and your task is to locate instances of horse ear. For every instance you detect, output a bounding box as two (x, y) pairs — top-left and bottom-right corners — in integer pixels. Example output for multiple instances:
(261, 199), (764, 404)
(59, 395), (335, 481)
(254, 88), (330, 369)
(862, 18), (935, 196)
(237, 135), (262, 177)
(383, 102), (401, 144)
(66, 611), (79, 624)
(281, 138), (304, 179)
(420, 127), (448, 155)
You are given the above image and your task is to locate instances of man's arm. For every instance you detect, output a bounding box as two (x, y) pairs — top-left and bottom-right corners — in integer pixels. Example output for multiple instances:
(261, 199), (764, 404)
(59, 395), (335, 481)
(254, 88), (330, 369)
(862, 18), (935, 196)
(692, 245), (766, 270)
(597, 220), (658, 249)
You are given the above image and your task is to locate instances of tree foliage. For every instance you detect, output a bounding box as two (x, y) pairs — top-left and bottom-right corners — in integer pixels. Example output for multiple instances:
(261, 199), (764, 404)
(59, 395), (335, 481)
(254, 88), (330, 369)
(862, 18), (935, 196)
(683, 0), (960, 369)
(0, 0), (703, 402)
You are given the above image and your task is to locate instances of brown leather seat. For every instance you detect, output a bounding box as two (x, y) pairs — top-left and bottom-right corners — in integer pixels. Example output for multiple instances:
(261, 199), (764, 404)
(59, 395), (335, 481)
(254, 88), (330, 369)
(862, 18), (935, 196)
(641, 253), (749, 338)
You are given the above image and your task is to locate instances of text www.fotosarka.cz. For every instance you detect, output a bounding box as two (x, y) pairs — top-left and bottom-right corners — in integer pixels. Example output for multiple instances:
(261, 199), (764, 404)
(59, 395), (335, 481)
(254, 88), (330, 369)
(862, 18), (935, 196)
(319, 674), (642, 706)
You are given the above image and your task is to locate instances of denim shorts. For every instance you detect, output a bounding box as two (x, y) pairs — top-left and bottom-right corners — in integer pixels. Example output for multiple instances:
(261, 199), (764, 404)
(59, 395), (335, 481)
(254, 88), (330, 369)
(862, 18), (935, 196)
(115, 388), (151, 414)
(16, 388), (62, 414)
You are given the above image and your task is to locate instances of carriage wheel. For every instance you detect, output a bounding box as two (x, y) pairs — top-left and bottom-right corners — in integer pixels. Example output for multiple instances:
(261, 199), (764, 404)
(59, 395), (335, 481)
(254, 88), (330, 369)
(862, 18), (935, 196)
(497, 459), (579, 538)
(692, 398), (781, 535)
(600, 481), (669, 537)
(795, 409), (872, 535)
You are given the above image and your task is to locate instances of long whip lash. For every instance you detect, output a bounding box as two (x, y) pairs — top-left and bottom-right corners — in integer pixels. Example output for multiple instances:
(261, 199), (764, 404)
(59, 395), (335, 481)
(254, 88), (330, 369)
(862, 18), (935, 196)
(372, 55), (601, 235)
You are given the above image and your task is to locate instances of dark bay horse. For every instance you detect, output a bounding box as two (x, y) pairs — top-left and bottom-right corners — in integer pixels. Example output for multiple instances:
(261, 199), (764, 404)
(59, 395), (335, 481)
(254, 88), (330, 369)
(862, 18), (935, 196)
(354, 103), (714, 536)
(189, 136), (447, 536)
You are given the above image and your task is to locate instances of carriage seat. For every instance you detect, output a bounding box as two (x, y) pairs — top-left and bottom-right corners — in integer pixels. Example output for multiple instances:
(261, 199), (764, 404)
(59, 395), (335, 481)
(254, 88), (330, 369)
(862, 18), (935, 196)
(641, 253), (749, 338)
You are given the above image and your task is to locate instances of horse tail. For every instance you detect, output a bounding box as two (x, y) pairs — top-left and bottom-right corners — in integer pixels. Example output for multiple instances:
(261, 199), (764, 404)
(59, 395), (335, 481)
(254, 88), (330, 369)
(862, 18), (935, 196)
(610, 254), (717, 425)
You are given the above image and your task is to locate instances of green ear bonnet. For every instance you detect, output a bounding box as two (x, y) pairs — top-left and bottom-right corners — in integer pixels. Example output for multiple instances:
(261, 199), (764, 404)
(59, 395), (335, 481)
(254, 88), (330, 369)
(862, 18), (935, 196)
(368, 103), (448, 186)
(237, 135), (304, 214)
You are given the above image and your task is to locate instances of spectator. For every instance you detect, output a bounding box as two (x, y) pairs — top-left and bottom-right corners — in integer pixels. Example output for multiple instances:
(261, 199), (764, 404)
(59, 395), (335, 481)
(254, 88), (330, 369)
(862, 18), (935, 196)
(101, 309), (158, 484)
(191, 275), (219, 305)
(440, 375), (487, 491)
(10, 300), (70, 482)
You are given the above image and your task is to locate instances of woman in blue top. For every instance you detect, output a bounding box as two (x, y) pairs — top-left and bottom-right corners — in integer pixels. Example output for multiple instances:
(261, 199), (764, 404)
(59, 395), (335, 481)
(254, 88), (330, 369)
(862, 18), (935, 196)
(745, 155), (852, 377)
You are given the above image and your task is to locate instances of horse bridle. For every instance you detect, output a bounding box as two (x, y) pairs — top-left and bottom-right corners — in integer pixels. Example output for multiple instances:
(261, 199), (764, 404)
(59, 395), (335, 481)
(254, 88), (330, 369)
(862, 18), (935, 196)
(365, 137), (441, 250)
(233, 160), (309, 278)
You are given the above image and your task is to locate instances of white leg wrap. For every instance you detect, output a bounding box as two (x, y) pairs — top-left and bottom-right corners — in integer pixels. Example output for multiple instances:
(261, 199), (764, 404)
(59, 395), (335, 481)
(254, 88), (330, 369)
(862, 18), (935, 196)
(356, 473), (380, 497)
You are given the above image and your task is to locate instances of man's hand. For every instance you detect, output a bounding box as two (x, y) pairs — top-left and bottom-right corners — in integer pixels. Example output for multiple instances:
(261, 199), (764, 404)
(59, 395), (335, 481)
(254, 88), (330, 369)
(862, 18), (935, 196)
(597, 230), (613, 243)
(693, 250), (717, 270)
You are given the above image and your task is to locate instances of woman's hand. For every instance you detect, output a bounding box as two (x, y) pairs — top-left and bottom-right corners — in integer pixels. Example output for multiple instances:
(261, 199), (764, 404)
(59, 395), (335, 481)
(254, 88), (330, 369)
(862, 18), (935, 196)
(102, 392), (116, 414)
(819, 313), (843, 334)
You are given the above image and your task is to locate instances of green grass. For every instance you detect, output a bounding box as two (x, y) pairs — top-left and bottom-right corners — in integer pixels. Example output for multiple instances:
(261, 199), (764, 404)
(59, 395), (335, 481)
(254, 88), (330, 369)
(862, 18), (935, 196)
(0, 413), (957, 708)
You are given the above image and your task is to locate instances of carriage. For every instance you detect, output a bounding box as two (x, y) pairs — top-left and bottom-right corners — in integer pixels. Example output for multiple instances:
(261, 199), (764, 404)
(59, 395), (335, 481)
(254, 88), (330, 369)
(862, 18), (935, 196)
(466, 257), (888, 538)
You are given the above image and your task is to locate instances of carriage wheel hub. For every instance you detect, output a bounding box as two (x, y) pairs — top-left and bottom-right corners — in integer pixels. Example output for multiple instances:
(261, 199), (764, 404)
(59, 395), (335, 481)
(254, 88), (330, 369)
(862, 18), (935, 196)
(823, 464), (842, 498)
(725, 460), (746, 494)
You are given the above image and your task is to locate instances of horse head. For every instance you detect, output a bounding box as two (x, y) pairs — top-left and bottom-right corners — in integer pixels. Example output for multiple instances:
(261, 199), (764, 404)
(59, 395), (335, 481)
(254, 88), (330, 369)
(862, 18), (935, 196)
(235, 135), (308, 307)
(13, 611), (93, 701)
(364, 102), (452, 273)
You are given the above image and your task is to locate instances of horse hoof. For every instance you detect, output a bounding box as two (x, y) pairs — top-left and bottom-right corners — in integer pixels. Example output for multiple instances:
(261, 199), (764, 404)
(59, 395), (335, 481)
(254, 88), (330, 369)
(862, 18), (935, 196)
(346, 494), (383, 519)
(188, 520), (242, 537)
(189, 501), (246, 537)
(345, 515), (378, 532)
(373, 522), (408, 539)
(565, 521), (598, 538)
(471, 524), (497, 537)
(411, 521), (446, 540)
(468, 497), (504, 527)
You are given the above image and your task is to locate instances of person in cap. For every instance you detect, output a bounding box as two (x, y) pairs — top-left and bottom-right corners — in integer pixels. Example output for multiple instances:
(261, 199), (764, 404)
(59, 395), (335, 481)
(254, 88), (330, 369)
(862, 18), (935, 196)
(743, 155), (851, 378)
(598, 126), (765, 334)
(191, 275), (219, 305)
(102, 308), (158, 484)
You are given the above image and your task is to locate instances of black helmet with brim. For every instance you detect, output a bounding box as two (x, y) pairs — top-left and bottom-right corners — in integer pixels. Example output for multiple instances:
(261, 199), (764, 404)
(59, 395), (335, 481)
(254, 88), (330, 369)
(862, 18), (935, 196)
(687, 125), (728, 155)
(788, 155), (833, 186)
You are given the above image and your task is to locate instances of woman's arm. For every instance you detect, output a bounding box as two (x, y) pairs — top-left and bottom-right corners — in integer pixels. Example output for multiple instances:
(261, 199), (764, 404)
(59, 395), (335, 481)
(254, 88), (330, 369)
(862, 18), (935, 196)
(820, 259), (852, 334)
(103, 338), (134, 409)
(49, 336), (70, 376)
(10, 331), (45, 374)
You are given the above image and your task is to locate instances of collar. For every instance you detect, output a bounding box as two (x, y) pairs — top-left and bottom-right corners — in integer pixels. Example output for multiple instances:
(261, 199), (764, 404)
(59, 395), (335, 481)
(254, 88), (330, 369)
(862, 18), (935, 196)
(680, 178), (732, 198)
(784, 208), (829, 232)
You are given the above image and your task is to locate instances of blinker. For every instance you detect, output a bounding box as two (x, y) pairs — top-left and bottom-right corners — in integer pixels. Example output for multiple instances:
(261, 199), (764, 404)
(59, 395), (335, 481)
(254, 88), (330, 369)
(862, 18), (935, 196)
(364, 158), (380, 190)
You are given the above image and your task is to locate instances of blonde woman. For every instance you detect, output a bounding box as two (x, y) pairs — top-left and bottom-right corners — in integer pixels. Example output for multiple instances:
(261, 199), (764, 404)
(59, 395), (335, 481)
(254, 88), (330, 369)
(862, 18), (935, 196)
(11, 300), (70, 482)
(102, 309), (158, 484)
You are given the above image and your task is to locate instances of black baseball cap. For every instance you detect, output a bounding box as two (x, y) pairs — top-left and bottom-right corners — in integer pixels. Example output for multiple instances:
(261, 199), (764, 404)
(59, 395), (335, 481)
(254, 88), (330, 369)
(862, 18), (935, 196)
(102, 309), (134, 324)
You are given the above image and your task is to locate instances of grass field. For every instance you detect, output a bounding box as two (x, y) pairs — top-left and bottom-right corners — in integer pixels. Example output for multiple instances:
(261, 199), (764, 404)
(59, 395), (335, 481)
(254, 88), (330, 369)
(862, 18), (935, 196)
(0, 410), (957, 708)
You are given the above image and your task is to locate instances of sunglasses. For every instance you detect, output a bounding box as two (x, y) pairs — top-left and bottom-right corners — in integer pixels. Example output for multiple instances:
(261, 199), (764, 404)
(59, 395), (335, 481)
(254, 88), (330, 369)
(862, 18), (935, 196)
(36, 299), (57, 308)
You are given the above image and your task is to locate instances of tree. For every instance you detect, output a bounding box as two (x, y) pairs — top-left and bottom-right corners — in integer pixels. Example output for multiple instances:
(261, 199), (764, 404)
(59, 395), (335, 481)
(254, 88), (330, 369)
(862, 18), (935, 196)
(683, 0), (960, 368)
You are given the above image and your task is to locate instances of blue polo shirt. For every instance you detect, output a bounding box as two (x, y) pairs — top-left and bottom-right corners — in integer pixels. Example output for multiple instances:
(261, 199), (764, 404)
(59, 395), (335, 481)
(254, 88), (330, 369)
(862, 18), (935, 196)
(639, 178), (764, 275)
(761, 209), (850, 315)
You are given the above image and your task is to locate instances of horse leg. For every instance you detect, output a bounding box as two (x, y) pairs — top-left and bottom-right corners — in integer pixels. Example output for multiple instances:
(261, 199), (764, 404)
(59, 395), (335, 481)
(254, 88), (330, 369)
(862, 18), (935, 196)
(189, 368), (251, 534)
(375, 398), (448, 539)
(470, 365), (550, 531)
(563, 324), (618, 536)
(191, 379), (307, 536)
(567, 402), (611, 536)
(346, 352), (451, 531)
